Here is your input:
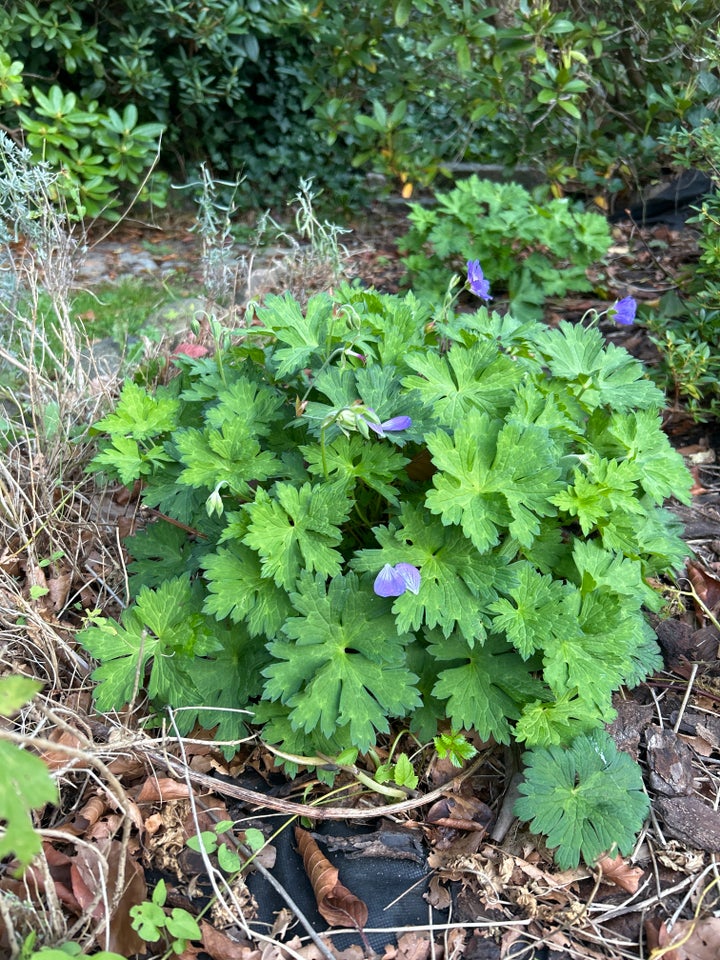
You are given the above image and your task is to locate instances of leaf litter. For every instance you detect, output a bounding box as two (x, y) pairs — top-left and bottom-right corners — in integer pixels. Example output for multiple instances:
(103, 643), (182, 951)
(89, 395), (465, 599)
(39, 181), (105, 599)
(2, 205), (720, 959)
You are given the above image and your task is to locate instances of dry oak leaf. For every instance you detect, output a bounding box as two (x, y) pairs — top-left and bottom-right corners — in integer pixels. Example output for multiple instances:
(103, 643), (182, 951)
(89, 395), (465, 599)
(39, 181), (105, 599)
(72, 839), (147, 957)
(595, 852), (645, 894)
(382, 931), (432, 960)
(294, 826), (369, 929)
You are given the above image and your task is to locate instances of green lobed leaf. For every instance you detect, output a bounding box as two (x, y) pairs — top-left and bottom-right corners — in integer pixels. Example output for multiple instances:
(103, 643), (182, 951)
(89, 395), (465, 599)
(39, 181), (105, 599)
(531, 321), (665, 412)
(514, 730), (649, 868)
(429, 632), (545, 744)
(92, 380), (179, 441)
(352, 505), (515, 642)
(174, 421), (283, 497)
(79, 578), (218, 713)
(586, 408), (693, 505)
(425, 412), (563, 551)
(253, 292), (335, 378)
(263, 572), (421, 752)
(302, 433), (409, 504)
(242, 482), (351, 589)
(126, 519), (204, 592)
(202, 542), (294, 636)
(489, 562), (572, 659)
(551, 454), (645, 536)
(402, 340), (523, 428)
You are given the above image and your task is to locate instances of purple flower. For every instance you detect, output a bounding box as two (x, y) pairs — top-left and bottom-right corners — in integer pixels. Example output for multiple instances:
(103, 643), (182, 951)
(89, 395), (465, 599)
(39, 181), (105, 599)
(365, 415), (412, 438)
(373, 562), (421, 598)
(395, 562), (421, 594)
(609, 296), (636, 326)
(467, 260), (492, 301)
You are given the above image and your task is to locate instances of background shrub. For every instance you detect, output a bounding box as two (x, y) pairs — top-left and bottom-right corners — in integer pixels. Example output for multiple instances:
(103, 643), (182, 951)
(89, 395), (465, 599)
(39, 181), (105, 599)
(1, 0), (719, 212)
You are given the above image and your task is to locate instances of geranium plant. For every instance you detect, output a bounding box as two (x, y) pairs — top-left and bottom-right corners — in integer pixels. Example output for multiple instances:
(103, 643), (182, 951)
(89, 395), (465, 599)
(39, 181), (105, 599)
(79, 267), (691, 862)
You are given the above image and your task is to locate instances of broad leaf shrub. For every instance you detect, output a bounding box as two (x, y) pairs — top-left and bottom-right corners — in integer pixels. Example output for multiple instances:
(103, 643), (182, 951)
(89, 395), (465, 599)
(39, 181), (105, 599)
(79, 270), (692, 866)
(1, 1), (719, 208)
(399, 177), (611, 318)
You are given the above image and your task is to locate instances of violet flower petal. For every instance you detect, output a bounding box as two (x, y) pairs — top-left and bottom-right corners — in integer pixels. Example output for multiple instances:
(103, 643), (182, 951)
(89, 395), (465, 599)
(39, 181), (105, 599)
(379, 416), (412, 432)
(373, 563), (408, 597)
(611, 295), (637, 326)
(364, 415), (412, 438)
(395, 562), (421, 595)
(467, 259), (492, 301)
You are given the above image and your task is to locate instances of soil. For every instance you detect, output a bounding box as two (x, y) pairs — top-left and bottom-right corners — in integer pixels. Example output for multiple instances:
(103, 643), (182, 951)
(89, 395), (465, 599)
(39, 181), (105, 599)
(3, 201), (720, 960)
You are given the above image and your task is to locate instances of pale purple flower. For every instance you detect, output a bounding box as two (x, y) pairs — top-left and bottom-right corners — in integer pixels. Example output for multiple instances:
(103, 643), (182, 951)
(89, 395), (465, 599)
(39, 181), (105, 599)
(395, 562), (421, 594)
(609, 296), (636, 326)
(373, 562), (421, 597)
(467, 260), (492, 301)
(365, 415), (412, 438)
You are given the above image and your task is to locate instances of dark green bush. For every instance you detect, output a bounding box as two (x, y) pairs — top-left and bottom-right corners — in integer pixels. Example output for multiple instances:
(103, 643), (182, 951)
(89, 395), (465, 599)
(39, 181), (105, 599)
(1, 0), (719, 213)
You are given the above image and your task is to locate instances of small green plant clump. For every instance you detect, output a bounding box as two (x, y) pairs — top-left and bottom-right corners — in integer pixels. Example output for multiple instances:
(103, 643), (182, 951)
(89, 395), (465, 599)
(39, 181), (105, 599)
(79, 267), (691, 867)
(643, 119), (720, 421)
(399, 177), (611, 317)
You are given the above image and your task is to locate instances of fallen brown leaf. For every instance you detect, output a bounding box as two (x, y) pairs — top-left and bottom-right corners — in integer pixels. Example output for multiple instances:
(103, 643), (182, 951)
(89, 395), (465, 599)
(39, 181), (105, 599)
(686, 559), (720, 620)
(199, 921), (259, 959)
(135, 776), (194, 804)
(655, 916), (720, 960)
(40, 728), (85, 771)
(382, 930), (431, 960)
(73, 840), (147, 957)
(294, 827), (368, 929)
(595, 852), (644, 894)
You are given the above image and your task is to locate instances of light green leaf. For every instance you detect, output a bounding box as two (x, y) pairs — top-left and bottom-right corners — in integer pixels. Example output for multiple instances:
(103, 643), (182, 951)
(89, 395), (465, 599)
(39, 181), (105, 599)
(352, 504), (514, 642)
(166, 908), (201, 940)
(531, 321), (665, 411)
(425, 412), (563, 551)
(242, 482), (351, 589)
(175, 421), (282, 497)
(0, 739), (58, 871)
(254, 292), (334, 377)
(302, 433), (408, 504)
(489, 562), (571, 659)
(202, 543), (294, 637)
(0, 676), (42, 716)
(92, 380), (179, 440)
(430, 633), (543, 744)
(587, 408), (693, 505)
(394, 0), (412, 27)
(403, 341), (523, 428)
(551, 454), (644, 536)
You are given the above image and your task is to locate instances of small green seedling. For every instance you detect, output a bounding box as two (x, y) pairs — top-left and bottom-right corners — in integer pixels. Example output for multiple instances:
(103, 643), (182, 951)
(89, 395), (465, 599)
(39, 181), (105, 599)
(129, 879), (201, 955)
(434, 730), (478, 767)
(186, 820), (265, 874)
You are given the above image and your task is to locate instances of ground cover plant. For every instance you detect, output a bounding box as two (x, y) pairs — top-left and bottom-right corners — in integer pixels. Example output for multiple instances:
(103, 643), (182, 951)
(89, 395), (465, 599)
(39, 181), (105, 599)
(78, 261), (692, 875)
(399, 176), (611, 316)
(2, 124), (719, 958)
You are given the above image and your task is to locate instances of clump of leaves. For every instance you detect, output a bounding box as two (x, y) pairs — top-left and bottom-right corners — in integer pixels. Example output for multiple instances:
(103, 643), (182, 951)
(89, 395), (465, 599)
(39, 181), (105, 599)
(129, 879), (201, 954)
(399, 177), (611, 317)
(79, 278), (690, 863)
